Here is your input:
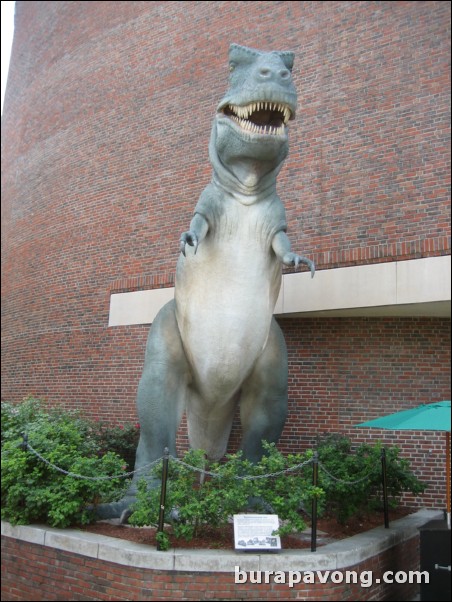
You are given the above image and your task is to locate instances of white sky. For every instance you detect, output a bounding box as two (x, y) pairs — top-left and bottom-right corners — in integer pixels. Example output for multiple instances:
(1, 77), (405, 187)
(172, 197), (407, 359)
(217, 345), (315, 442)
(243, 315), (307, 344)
(1, 1), (16, 114)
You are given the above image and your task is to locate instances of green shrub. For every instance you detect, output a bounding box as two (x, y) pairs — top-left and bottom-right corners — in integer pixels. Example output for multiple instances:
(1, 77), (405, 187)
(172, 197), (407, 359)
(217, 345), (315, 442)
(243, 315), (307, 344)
(129, 449), (257, 540)
(129, 436), (425, 543)
(316, 434), (426, 523)
(1, 398), (130, 527)
(129, 444), (322, 540)
(244, 442), (323, 537)
(91, 421), (140, 470)
(1, 400), (426, 536)
(1, 397), (141, 464)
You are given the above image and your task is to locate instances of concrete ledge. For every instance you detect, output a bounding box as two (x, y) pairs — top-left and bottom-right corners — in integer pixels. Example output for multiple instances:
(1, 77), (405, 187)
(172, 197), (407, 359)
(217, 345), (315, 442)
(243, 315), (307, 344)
(97, 539), (175, 570)
(0, 522), (47, 546)
(108, 257), (451, 325)
(278, 255), (450, 317)
(1, 509), (440, 573)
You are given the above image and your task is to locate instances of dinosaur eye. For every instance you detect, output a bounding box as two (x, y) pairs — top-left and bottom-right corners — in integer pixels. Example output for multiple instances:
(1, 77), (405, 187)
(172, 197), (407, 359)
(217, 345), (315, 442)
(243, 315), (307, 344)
(229, 62), (236, 73)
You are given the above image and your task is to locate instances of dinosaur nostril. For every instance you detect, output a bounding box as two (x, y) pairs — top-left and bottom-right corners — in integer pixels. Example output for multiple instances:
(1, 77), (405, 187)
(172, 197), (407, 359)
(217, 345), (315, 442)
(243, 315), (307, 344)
(259, 67), (271, 78)
(280, 69), (290, 79)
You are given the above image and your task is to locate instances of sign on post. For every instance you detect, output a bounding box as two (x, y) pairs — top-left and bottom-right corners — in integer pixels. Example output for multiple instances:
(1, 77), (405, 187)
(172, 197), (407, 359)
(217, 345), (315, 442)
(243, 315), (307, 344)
(233, 514), (281, 550)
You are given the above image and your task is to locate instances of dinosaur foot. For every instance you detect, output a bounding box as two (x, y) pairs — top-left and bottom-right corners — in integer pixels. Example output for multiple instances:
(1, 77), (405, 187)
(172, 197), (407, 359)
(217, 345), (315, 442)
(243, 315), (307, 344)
(246, 495), (274, 513)
(91, 496), (136, 523)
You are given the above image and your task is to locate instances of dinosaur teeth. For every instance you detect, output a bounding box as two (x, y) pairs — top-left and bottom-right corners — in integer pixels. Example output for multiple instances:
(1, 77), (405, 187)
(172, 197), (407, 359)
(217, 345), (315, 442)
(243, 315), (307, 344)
(229, 116), (286, 136)
(228, 101), (292, 123)
(225, 101), (292, 135)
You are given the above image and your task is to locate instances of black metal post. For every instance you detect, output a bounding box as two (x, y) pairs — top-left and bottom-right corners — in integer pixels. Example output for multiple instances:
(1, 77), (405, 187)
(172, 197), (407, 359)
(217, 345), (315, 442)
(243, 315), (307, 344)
(311, 452), (319, 552)
(381, 447), (389, 528)
(157, 447), (170, 550)
(20, 433), (29, 450)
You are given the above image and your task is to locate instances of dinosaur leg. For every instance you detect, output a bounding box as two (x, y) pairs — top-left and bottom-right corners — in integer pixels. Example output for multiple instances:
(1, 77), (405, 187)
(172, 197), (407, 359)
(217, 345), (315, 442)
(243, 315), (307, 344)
(239, 317), (288, 463)
(95, 299), (189, 519)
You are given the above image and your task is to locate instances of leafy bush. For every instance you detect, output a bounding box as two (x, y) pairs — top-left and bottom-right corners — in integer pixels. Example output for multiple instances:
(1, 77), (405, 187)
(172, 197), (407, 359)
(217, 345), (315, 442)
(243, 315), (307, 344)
(129, 436), (425, 542)
(316, 434), (426, 523)
(91, 421), (140, 470)
(1, 398), (130, 527)
(129, 449), (257, 540)
(129, 444), (322, 540)
(1, 400), (426, 537)
(243, 443), (323, 536)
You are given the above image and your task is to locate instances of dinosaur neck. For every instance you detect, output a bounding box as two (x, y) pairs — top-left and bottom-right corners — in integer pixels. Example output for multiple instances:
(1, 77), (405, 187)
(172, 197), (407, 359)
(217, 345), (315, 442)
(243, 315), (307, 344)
(209, 122), (286, 203)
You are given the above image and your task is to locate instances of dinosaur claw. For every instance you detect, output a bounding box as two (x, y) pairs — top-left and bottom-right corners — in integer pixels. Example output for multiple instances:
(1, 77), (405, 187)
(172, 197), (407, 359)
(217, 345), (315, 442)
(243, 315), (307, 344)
(299, 256), (315, 278)
(120, 508), (133, 524)
(306, 259), (315, 278)
(283, 252), (315, 276)
(180, 231), (198, 256)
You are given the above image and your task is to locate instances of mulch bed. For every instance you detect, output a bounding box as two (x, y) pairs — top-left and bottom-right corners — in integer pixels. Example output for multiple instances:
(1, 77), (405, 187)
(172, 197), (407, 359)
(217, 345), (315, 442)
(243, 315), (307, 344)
(81, 507), (414, 550)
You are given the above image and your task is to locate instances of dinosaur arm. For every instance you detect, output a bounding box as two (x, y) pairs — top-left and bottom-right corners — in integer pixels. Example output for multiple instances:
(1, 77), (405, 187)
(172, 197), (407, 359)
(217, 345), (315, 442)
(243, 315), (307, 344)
(272, 230), (315, 278)
(180, 212), (209, 256)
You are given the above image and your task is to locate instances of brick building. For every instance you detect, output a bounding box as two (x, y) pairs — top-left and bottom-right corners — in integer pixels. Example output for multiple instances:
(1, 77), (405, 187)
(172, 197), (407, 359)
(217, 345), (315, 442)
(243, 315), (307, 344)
(1, 1), (450, 508)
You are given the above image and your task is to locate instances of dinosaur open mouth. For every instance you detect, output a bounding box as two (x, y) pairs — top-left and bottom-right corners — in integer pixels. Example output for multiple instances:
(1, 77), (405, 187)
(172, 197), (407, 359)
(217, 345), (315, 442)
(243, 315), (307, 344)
(222, 102), (292, 136)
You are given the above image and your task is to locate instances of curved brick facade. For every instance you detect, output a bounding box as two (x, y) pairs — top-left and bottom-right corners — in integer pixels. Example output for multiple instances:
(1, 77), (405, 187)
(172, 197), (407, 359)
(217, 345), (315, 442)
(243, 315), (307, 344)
(1, 2), (450, 507)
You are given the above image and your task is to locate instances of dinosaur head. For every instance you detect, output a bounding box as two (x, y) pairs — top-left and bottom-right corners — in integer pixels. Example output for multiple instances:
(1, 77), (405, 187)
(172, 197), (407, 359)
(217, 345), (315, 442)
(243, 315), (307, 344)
(217, 43), (297, 136)
(211, 44), (298, 196)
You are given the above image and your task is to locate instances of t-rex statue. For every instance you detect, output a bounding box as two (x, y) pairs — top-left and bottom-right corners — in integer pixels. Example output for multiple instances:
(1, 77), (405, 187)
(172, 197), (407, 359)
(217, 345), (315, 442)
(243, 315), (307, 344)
(96, 44), (315, 520)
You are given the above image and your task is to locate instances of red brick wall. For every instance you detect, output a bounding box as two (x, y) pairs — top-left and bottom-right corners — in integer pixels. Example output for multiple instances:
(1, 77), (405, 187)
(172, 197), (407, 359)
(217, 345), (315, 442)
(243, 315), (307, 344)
(211, 317), (449, 510)
(1, 1), (450, 509)
(1, 532), (420, 601)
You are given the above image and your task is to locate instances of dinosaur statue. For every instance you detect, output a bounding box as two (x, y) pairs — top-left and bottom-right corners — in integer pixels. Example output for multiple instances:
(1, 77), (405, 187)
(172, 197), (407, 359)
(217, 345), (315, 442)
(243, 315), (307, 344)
(96, 43), (314, 520)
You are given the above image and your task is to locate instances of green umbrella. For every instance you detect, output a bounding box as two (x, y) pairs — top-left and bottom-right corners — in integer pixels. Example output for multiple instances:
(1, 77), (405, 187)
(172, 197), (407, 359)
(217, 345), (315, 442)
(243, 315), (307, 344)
(356, 401), (450, 431)
(355, 401), (451, 528)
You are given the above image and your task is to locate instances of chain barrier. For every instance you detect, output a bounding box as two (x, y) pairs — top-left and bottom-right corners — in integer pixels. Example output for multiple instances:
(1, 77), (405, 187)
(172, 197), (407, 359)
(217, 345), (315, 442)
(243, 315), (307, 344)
(169, 454), (314, 480)
(23, 440), (164, 481)
(16, 438), (375, 486)
(8, 437), (391, 554)
(317, 460), (375, 485)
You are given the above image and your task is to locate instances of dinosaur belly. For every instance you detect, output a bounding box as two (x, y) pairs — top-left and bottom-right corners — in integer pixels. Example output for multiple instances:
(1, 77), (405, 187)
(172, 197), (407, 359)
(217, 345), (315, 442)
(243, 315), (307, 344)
(175, 234), (281, 404)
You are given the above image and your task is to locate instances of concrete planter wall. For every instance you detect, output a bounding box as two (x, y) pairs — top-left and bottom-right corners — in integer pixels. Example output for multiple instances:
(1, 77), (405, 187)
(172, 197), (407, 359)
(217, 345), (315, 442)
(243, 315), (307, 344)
(1, 509), (440, 601)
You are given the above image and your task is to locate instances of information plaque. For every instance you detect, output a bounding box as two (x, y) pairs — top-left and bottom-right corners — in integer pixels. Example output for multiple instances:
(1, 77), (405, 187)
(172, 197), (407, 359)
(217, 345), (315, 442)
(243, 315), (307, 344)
(233, 514), (281, 550)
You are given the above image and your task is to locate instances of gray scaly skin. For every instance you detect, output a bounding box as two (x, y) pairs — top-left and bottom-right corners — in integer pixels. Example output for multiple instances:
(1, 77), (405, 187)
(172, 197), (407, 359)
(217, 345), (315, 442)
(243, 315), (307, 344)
(96, 44), (314, 520)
